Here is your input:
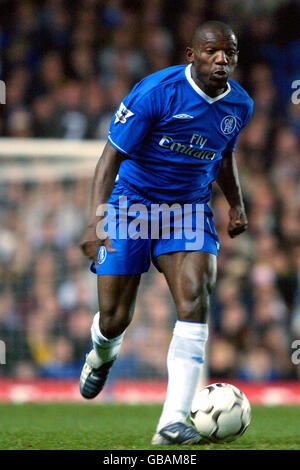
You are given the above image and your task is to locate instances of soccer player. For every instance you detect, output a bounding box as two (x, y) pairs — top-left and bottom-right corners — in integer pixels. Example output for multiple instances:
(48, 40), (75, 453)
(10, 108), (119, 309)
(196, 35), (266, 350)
(79, 21), (253, 445)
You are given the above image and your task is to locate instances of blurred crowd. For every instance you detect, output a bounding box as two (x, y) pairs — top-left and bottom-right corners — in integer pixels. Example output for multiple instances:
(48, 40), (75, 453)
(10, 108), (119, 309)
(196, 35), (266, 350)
(0, 0), (300, 383)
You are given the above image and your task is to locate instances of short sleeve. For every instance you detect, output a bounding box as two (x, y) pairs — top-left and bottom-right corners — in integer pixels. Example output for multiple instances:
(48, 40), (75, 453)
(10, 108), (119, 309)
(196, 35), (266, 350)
(225, 98), (253, 152)
(108, 81), (162, 155)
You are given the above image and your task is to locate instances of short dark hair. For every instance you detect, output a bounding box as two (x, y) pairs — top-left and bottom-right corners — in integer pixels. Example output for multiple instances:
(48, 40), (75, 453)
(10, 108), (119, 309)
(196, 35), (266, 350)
(192, 21), (237, 46)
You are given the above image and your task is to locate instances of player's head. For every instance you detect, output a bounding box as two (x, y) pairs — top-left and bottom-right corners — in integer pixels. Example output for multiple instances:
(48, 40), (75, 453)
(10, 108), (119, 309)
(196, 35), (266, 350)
(186, 21), (238, 92)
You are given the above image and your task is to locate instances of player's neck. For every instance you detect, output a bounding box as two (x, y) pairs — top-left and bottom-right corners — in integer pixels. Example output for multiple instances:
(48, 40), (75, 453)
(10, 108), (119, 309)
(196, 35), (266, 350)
(191, 64), (228, 98)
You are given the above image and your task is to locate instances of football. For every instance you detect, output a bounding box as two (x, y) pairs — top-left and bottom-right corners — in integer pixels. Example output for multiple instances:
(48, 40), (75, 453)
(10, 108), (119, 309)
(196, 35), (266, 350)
(190, 383), (251, 443)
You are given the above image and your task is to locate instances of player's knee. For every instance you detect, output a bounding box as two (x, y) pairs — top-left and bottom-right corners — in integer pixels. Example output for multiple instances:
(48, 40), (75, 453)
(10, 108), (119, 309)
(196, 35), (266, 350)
(99, 308), (132, 339)
(177, 273), (216, 322)
(177, 297), (209, 322)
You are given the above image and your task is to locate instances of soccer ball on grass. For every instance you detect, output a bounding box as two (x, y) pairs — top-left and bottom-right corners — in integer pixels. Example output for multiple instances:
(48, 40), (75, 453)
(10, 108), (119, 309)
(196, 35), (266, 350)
(190, 383), (251, 443)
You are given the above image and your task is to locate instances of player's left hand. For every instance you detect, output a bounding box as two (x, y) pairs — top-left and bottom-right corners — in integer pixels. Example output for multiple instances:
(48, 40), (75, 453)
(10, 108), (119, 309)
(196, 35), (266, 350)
(227, 205), (248, 238)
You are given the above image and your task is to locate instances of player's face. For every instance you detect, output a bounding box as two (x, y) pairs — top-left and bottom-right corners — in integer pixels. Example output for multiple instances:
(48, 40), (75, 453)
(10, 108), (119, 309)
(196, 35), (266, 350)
(186, 30), (238, 94)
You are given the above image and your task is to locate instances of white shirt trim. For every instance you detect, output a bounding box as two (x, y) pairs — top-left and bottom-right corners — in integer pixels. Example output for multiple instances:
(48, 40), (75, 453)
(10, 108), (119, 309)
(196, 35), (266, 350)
(185, 63), (231, 104)
(108, 135), (129, 156)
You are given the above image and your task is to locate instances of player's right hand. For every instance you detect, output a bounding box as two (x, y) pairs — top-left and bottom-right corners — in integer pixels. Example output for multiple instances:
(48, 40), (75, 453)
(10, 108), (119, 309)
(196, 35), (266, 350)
(79, 224), (116, 261)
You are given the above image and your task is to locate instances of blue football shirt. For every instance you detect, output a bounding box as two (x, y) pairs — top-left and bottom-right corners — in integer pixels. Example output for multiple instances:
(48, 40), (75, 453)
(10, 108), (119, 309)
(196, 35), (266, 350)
(108, 64), (253, 203)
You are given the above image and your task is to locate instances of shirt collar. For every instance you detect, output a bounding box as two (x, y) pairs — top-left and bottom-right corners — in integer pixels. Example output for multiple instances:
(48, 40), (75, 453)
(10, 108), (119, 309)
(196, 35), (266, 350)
(185, 63), (231, 104)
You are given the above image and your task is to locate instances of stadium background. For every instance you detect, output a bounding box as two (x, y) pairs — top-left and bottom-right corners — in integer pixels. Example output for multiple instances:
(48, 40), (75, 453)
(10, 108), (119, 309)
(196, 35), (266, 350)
(0, 0), (300, 402)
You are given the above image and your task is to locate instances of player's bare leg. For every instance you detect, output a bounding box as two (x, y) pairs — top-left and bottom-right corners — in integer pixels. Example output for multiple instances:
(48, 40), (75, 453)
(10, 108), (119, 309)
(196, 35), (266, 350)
(159, 251), (217, 323)
(152, 251), (217, 445)
(97, 274), (141, 338)
(80, 274), (140, 399)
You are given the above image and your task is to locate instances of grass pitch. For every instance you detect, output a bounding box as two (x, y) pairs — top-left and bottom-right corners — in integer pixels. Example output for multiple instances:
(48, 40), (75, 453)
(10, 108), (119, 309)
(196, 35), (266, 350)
(0, 403), (299, 450)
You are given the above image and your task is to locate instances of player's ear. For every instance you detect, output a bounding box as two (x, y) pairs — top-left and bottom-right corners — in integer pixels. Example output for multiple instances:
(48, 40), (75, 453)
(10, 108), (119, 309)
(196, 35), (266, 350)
(185, 47), (194, 63)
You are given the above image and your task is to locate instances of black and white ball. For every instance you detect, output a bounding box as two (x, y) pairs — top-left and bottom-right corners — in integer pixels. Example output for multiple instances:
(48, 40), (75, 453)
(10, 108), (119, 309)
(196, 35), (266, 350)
(190, 383), (251, 443)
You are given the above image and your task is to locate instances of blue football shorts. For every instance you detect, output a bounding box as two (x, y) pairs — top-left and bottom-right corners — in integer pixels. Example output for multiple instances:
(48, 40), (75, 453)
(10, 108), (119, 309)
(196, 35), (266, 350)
(90, 181), (220, 275)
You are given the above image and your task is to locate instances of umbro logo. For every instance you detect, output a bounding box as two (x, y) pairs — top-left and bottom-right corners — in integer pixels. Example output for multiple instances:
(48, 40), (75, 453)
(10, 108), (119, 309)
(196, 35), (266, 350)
(173, 114), (194, 119)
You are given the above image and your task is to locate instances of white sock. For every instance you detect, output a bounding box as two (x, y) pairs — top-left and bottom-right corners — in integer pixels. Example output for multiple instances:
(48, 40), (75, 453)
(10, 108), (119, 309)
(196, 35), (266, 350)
(91, 312), (125, 365)
(157, 320), (208, 431)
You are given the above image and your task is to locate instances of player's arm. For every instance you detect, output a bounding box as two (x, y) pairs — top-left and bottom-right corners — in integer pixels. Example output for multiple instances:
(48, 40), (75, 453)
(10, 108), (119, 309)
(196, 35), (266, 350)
(80, 141), (124, 260)
(216, 150), (248, 238)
